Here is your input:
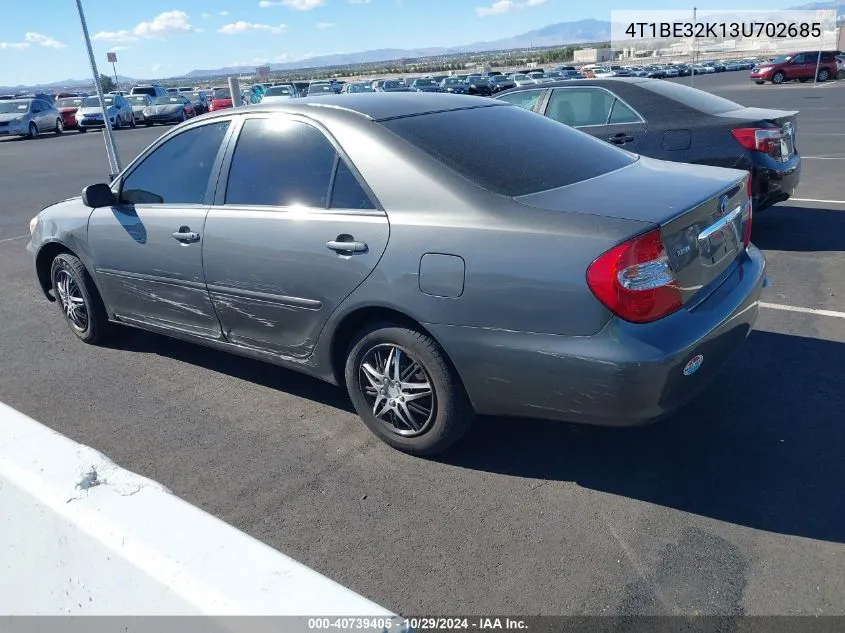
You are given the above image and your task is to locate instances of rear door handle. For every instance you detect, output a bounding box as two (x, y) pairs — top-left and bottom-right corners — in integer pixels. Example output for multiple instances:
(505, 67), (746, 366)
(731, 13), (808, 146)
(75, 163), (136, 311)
(609, 133), (636, 144)
(326, 239), (368, 253)
(172, 227), (200, 243)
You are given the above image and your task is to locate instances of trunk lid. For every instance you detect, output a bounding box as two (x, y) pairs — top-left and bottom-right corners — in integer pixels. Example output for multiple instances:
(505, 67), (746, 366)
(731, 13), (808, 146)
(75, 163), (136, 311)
(515, 157), (750, 306)
(718, 107), (798, 162)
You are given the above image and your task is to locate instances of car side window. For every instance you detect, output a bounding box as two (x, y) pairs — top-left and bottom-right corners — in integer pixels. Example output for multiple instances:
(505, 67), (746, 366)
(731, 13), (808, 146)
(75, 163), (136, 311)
(608, 99), (641, 124)
(546, 88), (615, 127)
(496, 89), (543, 111)
(120, 120), (230, 205)
(225, 117), (336, 208)
(31, 101), (43, 113)
(330, 160), (375, 210)
(791, 54), (807, 63)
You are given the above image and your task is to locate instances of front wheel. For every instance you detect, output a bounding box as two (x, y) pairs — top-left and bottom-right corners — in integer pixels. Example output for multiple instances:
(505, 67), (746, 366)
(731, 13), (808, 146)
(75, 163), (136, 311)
(50, 253), (111, 345)
(345, 325), (474, 456)
(129, 113), (137, 128)
(772, 71), (786, 84)
(27, 122), (37, 139)
(55, 118), (64, 135)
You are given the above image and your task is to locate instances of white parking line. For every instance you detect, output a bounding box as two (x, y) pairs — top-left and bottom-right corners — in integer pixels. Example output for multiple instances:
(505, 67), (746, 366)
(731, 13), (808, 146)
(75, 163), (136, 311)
(760, 302), (845, 320)
(800, 156), (845, 160)
(791, 198), (845, 205)
(0, 234), (28, 244)
(801, 133), (845, 136)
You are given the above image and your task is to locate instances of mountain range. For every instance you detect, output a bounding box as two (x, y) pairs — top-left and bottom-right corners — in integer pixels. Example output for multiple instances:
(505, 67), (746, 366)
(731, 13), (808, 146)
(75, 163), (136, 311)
(1, 1), (839, 90)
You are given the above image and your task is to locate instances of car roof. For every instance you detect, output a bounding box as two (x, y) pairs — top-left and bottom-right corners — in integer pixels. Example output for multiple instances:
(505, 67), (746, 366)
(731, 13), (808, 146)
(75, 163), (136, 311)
(503, 77), (650, 92)
(201, 92), (508, 122)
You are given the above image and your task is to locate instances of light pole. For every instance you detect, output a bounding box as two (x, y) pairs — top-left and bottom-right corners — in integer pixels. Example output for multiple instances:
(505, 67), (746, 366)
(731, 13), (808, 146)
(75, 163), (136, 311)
(74, 0), (122, 179)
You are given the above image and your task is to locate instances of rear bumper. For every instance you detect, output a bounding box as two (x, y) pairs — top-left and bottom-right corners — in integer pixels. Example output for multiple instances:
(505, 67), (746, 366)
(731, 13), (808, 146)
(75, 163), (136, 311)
(427, 245), (766, 426)
(747, 151), (801, 210)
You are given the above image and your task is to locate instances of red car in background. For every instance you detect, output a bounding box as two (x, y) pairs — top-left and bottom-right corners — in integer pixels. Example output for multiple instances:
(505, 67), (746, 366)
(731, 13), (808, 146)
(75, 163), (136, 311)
(750, 50), (840, 84)
(208, 87), (234, 112)
(55, 97), (84, 130)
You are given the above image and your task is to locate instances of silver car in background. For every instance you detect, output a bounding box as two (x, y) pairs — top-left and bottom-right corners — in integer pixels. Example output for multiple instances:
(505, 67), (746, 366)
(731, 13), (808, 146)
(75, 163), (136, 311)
(27, 94), (765, 457)
(75, 94), (135, 132)
(126, 94), (153, 124)
(260, 85), (299, 103)
(0, 98), (63, 138)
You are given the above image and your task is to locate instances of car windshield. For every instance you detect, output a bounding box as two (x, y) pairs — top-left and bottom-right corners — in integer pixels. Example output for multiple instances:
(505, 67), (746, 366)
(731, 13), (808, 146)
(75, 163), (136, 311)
(57, 98), (84, 107)
(128, 95), (148, 104)
(513, 74), (530, 81)
(492, 76), (510, 82)
(264, 86), (293, 96)
(383, 81), (402, 89)
(443, 78), (462, 85)
(381, 103), (636, 197)
(153, 96), (182, 104)
(414, 79), (435, 86)
(213, 89), (231, 100)
(82, 96), (113, 107)
(349, 84), (372, 92)
(467, 76), (484, 83)
(189, 92), (203, 99)
(0, 101), (30, 114)
(309, 84), (335, 93)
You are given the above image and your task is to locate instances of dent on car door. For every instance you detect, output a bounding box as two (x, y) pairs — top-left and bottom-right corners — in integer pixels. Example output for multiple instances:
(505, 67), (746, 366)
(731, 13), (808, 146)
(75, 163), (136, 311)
(202, 115), (389, 358)
(542, 87), (646, 152)
(86, 119), (233, 337)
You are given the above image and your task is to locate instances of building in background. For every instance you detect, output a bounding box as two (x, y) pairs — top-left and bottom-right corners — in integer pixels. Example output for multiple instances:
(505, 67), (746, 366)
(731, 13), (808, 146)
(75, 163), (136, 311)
(574, 48), (615, 63)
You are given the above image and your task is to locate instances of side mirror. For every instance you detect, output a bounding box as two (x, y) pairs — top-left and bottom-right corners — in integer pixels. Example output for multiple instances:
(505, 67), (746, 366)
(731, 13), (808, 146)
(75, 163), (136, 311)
(82, 183), (116, 208)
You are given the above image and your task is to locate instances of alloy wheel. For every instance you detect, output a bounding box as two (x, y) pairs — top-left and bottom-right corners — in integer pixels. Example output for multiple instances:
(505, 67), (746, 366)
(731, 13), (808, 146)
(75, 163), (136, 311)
(55, 269), (89, 332)
(358, 343), (436, 437)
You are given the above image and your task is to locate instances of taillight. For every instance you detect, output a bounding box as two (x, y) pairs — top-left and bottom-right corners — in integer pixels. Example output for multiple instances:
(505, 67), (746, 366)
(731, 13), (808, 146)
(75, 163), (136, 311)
(587, 228), (683, 324)
(743, 175), (753, 247)
(731, 127), (783, 155)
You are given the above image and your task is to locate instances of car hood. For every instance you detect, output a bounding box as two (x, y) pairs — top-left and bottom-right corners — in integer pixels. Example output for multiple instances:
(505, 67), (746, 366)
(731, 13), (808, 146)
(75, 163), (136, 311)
(146, 104), (183, 113)
(0, 112), (27, 123)
(77, 106), (111, 116)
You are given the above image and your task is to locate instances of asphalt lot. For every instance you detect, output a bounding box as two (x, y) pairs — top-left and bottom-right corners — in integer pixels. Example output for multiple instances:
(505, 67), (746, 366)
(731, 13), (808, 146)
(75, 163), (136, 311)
(1, 72), (844, 615)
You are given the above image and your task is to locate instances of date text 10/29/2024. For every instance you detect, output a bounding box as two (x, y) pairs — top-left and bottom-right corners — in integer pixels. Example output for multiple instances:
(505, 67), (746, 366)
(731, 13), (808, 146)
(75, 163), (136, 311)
(307, 618), (529, 631)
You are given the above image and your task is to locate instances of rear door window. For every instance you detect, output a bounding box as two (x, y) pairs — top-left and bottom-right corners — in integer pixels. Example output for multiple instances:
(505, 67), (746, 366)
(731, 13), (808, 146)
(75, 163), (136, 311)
(380, 103), (635, 197)
(496, 89), (544, 111)
(545, 88), (615, 127)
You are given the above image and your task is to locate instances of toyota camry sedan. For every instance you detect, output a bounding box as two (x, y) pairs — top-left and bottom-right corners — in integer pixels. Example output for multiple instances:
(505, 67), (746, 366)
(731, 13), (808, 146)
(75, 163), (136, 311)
(27, 93), (765, 456)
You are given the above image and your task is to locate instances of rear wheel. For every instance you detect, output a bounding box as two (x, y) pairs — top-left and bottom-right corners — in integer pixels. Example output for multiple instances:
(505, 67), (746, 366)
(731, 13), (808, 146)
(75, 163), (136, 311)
(817, 68), (830, 82)
(55, 118), (64, 135)
(27, 122), (37, 139)
(129, 113), (136, 128)
(50, 253), (111, 345)
(772, 71), (786, 84)
(345, 324), (474, 456)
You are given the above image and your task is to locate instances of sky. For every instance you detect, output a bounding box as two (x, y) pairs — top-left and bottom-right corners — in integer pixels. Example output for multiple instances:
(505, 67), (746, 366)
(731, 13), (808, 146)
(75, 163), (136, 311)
(0, 0), (806, 86)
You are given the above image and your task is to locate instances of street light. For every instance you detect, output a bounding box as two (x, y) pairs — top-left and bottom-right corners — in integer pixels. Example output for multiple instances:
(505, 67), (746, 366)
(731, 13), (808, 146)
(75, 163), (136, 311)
(74, 0), (122, 179)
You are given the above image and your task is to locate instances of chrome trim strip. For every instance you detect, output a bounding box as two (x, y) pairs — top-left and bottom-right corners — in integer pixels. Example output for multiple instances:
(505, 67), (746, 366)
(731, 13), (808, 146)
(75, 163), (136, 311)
(207, 285), (322, 310)
(96, 268), (207, 291)
(698, 206), (742, 242)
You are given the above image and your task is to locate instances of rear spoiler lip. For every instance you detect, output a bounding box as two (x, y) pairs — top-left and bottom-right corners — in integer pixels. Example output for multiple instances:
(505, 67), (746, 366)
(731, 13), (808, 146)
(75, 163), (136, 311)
(715, 106), (799, 121)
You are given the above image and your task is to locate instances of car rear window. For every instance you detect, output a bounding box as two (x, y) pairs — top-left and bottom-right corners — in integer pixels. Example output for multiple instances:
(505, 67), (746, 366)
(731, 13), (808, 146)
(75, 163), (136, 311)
(636, 80), (744, 114)
(380, 104), (636, 197)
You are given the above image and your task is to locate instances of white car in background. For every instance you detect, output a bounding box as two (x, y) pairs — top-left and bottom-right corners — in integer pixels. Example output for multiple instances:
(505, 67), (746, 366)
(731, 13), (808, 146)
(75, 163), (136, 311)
(260, 85), (298, 103)
(593, 67), (617, 78)
(836, 54), (845, 79)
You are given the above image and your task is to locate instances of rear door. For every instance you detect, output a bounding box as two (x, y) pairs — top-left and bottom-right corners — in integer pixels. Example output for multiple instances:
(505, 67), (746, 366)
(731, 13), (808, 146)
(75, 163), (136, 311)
(202, 114), (389, 358)
(541, 86), (647, 152)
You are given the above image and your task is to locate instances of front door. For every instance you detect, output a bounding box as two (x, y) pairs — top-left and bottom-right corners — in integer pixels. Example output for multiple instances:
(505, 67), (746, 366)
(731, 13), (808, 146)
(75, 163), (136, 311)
(202, 115), (389, 358)
(541, 86), (647, 153)
(87, 119), (232, 337)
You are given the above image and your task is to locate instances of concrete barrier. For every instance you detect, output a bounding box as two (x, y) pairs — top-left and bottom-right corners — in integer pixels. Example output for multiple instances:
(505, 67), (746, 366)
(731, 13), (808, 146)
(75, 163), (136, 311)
(0, 401), (406, 627)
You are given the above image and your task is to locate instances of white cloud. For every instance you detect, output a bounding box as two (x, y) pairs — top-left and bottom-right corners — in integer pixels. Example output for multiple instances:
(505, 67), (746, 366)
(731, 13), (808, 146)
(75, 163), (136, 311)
(476, 0), (546, 17)
(219, 21), (287, 34)
(220, 10), (229, 15)
(0, 41), (30, 50)
(93, 10), (195, 42)
(202, 12), (212, 18)
(107, 45), (131, 52)
(348, 0), (371, 3)
(317, 21), (335, 28)
(151, 63), (163, 71)
(260, 0), (324, 9)
(25, 32), (66, 48)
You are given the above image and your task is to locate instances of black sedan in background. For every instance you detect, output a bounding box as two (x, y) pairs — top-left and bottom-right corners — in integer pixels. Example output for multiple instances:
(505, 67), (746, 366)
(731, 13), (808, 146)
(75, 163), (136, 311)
(495, 78), (800, 211)
(440, 77), (468, 94)
(410, 78), (441, 92)
(488, 75), (516, 93)
(465, 75), (492, 96)
(186, 91), (209, 115)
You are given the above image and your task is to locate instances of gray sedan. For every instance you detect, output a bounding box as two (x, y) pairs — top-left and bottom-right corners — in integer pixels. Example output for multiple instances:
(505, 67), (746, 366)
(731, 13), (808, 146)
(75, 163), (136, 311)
(26, 94), (765, 456)
(0, 98), (63, 138)
(126, 94), (153, 123)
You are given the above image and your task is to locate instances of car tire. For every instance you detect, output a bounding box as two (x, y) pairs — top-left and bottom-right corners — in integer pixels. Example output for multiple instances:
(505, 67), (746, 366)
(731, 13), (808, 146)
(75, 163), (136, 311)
(78, 127), (87, 133)
(344, 324), (475, 456)
(50, 253), (111, 345)
(55, 118), (63, 135)
(772, 71), (786, 84)
(754, 80), (766, 85)
(129, 114), (137, 128)
(27, 122), (37, 139)
(817, 68), (830, 82)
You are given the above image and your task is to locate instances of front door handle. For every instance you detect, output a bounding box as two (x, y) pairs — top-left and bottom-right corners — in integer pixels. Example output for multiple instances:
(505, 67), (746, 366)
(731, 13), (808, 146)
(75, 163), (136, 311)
(172, 226), (200, 243)
(326, 237), (368, 253)
(609, 133), (636, 144)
